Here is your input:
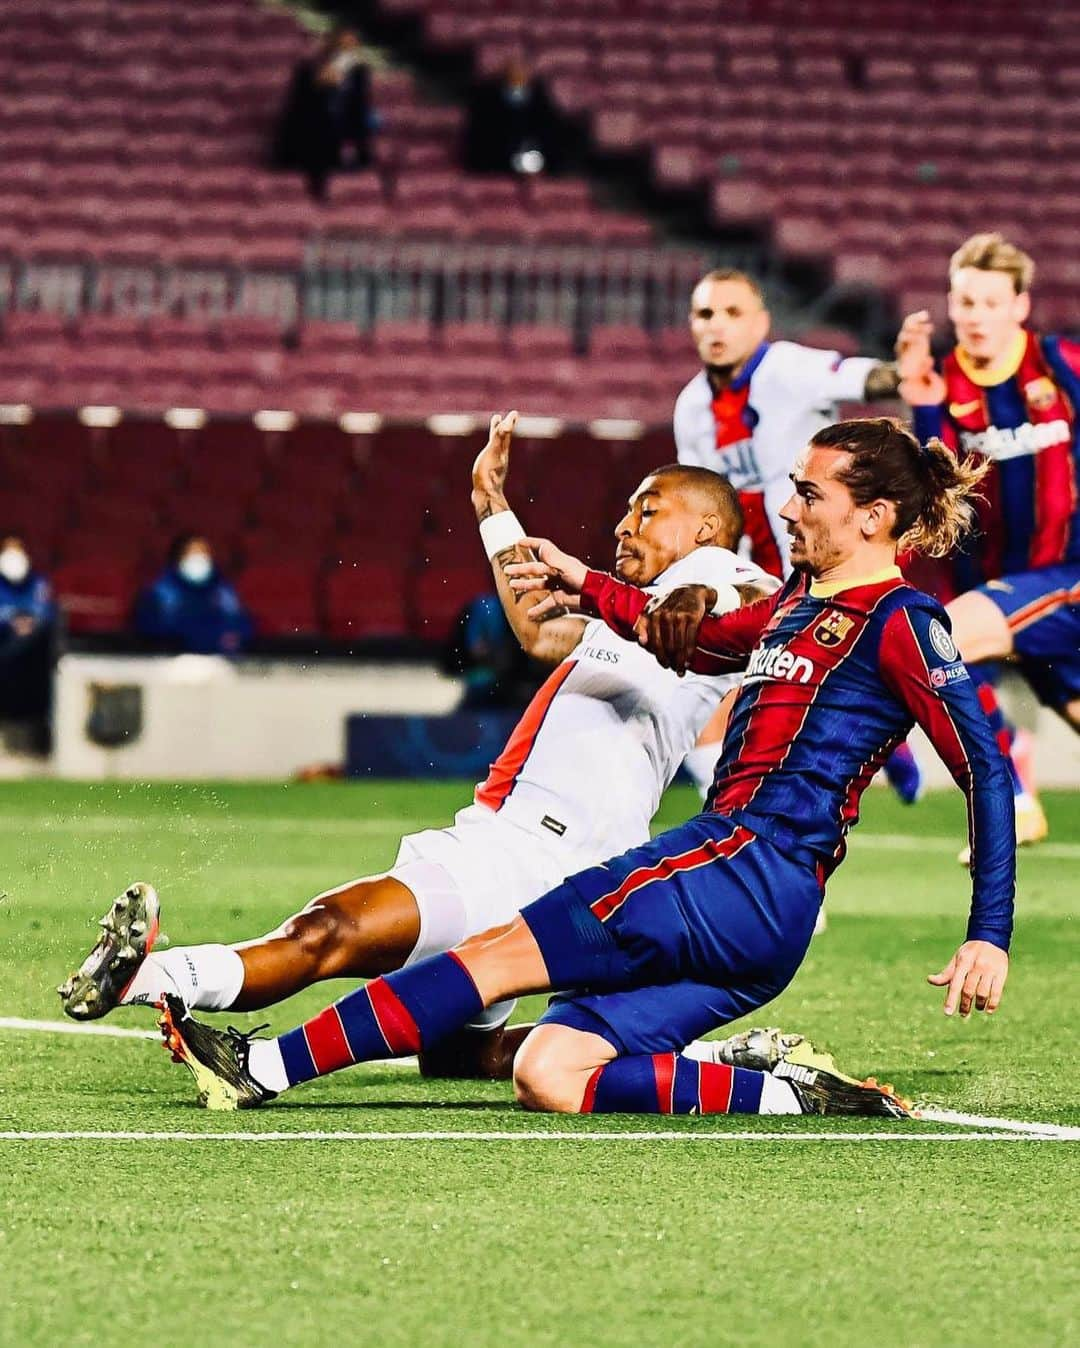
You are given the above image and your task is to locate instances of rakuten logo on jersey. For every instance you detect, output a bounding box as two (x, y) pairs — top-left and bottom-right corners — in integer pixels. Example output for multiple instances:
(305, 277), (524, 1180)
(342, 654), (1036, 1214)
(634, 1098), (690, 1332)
(959, 419), (1070, 461)
(743, 643), (815, 686)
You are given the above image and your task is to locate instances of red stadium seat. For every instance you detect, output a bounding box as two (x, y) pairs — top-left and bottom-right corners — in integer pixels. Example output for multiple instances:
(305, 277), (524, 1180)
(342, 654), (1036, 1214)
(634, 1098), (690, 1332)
(236, 561), (321, 638)
(323, 561), (410, 639)
(52, 558), (137, 634)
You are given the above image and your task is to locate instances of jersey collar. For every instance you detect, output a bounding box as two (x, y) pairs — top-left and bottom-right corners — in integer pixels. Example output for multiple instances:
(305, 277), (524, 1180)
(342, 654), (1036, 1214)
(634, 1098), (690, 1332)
(953, 330), (1028, 387)
(730, 340), (770, 391)
(809, 565), (903, 598)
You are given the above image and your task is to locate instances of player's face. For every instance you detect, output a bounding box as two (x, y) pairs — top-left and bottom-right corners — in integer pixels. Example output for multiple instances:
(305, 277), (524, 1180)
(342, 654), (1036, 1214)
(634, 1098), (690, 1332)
(613, 476), (702, 585)
(689, 279), (770, 373)
(947, 267), (1030, 365)
(780, 447), (864, 574)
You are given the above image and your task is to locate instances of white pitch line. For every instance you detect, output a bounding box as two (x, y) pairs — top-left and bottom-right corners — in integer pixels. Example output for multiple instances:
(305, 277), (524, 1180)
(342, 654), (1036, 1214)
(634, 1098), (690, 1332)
(0, 1016), (158, 1040)
(0, 1016), (419, 1065)
(2, 1016), (1075, 1137)
(0, 1128), (1071, 1144)
(0, 814), (1078, 858)
(920, 1107), (1080, 1140)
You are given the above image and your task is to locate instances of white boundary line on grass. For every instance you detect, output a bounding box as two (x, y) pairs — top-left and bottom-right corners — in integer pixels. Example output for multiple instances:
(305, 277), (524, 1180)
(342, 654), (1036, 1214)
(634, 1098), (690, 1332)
(0, 1128), (1074, 1144)
(1, 813), (1078, 859)
(4, 1016), (1077, 1139)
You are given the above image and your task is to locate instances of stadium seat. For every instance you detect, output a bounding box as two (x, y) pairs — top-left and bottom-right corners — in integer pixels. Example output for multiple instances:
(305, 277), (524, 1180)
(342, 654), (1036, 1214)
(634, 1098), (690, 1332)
(52, 558), (137, 634)
(236, 560), (321, 638)
(323, 561), (410, 639)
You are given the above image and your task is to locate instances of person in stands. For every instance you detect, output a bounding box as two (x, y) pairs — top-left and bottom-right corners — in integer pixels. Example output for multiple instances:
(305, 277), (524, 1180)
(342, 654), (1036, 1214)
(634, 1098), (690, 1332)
(135, 534), (252, 656)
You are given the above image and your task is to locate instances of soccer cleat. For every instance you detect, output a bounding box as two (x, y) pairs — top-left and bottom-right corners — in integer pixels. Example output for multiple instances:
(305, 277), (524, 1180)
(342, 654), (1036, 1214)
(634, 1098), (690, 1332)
(685, 1026), (806, 1072)
(775, 1040), (914, 1118)
(57, 882), (160, 1020)
(158, 993), (276, 1111)
(958, 794), (1048, 866)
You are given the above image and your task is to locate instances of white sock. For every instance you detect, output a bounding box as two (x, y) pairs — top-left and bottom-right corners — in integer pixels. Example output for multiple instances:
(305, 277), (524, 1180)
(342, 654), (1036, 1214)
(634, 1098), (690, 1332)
(120, 944), (245, 1011)
(682, 742), (723, 799)
(247, 1038), (289, 1093)
(758, 1074), (802, 1115)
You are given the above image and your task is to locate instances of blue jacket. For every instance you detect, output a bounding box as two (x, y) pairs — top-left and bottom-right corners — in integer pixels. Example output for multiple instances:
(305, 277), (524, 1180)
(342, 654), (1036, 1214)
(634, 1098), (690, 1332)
(0, 571), (56, 639)
(135, 567), (253, 655)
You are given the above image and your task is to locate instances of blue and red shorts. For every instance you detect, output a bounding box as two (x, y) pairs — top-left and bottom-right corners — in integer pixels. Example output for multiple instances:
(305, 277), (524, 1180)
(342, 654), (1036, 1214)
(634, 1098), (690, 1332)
(519, 812), (823, 1056)
(978, 562), (1080, 709)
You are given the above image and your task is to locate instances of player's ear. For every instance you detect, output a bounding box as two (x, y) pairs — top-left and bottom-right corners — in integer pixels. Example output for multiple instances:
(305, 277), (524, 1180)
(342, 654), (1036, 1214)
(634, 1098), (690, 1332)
(696, 512), (721, 545)
(862, 499), (894, 539)
(1014, 290), (1031, 325)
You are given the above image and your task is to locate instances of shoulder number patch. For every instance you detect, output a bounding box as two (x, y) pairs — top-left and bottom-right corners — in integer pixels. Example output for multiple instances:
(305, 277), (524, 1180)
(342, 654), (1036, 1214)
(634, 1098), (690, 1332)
(928, 618), (958, 661)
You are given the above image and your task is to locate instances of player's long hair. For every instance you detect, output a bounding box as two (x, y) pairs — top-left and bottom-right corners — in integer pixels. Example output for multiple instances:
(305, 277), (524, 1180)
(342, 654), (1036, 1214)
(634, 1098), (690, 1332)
(811, 418), (988, 558)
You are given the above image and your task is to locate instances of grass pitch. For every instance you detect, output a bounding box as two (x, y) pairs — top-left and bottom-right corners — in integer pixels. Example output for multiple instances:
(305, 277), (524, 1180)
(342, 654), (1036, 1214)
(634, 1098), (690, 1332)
(1, 780), (1077, 1346)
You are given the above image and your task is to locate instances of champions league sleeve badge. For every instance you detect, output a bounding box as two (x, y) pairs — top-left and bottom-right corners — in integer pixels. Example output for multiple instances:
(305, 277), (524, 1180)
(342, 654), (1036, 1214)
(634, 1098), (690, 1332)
(928, 617), (959, 662)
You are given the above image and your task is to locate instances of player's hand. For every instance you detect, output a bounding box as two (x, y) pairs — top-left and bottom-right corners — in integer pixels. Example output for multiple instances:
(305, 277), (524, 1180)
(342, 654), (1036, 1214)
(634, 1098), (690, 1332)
(505, 537), (588, 618)
(899, 364), (947, 407)
(471, 410), (518, 503)
(895, 309), (933, 371)
(927, 940), (1009, 1017)
(632, 584), (714, 677)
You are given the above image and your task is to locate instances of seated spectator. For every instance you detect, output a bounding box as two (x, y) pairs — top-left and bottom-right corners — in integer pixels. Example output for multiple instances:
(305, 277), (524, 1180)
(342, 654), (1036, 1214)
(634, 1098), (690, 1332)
(135, 535), (252, 656)
(443, 592), (544, 709)
(0, 533), (57, 747)
(271, 27), (377, 199)
(463, 56), (565, 176)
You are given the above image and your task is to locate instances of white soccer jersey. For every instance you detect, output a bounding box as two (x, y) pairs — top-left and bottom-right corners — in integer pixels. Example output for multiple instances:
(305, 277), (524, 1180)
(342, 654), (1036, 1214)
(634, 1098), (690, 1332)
(673, 340), (876, 574)
(460, 546), (773, 864)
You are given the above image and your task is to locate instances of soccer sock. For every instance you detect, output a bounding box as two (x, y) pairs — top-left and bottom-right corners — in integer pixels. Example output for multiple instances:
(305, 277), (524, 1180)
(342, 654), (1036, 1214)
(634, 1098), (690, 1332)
(121, 945), (245, 1011)
(580, 1053), (802, 1115)
(265, 951), (484, 1090)
(968, 668), (1029, 802)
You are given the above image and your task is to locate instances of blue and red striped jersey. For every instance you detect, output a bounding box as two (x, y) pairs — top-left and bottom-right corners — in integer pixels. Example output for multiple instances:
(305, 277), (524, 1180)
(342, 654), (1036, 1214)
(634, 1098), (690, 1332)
(582, 566), (1016, 950)
(913, 330), (1080, 580)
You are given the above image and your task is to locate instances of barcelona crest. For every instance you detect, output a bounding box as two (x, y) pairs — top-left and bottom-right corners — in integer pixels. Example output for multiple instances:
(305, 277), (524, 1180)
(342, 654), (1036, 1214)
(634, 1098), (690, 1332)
(1023, 377), (1058, 413)
(813, 609), (855, 647)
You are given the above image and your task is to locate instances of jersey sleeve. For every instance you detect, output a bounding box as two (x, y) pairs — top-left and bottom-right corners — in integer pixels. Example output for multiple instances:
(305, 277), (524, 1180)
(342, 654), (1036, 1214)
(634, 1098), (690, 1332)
(878, 603), (1015, 950)
(770, 342), (877, 406)
(1049, 335), (1080, 378)
(580, 568), (777, 674)
(673, 378), (707, 466)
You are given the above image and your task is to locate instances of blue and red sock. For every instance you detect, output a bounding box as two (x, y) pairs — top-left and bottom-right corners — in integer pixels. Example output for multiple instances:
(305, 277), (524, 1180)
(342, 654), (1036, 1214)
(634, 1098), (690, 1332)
(968, 667), (1026, 799)
(581, 1053), (775, 1115)
(277, 951), (483, 1087)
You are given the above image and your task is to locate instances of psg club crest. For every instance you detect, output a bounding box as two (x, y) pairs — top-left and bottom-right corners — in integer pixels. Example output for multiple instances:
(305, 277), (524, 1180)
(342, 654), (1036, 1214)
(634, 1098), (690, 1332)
(1023, 377), (1058, 413)
(813, 610), (855, 647)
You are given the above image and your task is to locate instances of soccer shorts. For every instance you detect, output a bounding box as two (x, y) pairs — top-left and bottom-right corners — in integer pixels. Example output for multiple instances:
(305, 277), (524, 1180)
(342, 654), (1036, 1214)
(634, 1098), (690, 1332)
(393, 803), (605, 1029)
(979, 562), (1080, 709)
(521, 812), (824, 1055)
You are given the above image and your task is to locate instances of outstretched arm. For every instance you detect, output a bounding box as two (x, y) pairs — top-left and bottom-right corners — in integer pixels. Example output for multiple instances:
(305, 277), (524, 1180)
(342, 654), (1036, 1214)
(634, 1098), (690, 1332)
(879, 605), (1015, 1016)
(508, 541), (778, 676)
(471, 412), (585, 667)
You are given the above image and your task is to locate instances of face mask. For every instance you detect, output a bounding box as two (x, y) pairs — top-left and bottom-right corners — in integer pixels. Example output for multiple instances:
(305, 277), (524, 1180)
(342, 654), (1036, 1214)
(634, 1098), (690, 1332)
(178, 553), (213, 585)
(0, 546), (30, 585)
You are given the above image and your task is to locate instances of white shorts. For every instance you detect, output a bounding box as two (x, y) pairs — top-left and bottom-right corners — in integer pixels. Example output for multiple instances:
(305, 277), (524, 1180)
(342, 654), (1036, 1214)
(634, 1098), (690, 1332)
(391, 804), (591, 1030)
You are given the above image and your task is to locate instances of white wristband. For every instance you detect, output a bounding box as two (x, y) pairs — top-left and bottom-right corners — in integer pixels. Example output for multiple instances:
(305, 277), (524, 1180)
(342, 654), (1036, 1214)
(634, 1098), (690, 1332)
(479, 510), (526, 561)
(710, 583), (741, 616)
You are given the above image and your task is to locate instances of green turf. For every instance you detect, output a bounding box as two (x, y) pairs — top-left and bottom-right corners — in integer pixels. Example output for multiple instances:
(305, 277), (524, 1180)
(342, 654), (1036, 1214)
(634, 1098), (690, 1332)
(1, 781), (1077, 1346)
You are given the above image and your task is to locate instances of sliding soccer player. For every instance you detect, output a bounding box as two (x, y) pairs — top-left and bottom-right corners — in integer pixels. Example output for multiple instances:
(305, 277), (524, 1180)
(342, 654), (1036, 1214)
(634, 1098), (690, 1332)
(160, 418), (1014, 1118)
(61, 412), (793, 1079)
(899, 233), (1080, 858)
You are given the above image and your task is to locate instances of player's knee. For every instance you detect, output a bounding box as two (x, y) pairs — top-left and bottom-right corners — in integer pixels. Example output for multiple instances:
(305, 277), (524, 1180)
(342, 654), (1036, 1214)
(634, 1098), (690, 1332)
(1063, 699), (1080, 734)
(282, 899), (345, 969)
(512, 1028), (594, 1114)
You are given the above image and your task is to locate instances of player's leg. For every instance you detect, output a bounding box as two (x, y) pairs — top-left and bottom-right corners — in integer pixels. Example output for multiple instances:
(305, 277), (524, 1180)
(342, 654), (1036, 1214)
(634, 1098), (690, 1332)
(512, 983), (911, 1118)
(159, 815), (823, 1107)
(59, 860), (463, 1019)
(160, 913), (556, 1106)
